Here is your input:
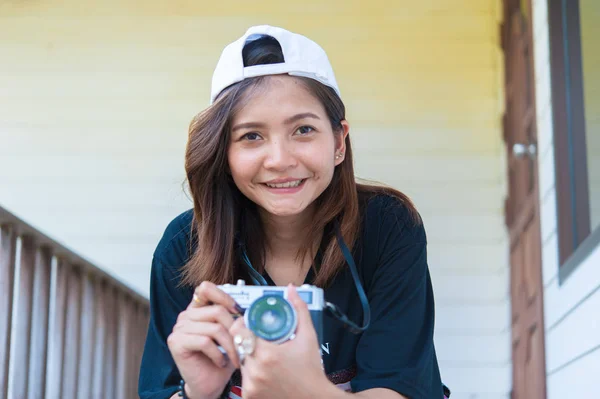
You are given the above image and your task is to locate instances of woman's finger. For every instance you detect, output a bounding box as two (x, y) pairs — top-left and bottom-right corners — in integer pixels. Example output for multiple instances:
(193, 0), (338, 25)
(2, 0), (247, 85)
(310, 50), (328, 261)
(169, 330), (232, 368)
(174, 321), (239, 368)
(286, 285), (317, 340)
(228, 319), (259, 369)
(229, 316), (247, 336)
(229, 318), (277, 368)
(188, 281), (244, 316)
(177, 305), (237, 330)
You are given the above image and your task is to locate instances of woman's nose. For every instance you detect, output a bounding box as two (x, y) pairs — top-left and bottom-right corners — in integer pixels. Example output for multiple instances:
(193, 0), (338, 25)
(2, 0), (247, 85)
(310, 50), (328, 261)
(263, 140), (297, 171)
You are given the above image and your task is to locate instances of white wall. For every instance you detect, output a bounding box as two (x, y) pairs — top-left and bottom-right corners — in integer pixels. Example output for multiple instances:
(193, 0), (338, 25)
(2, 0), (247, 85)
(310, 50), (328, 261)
(0, 1), (511, 397)
(532, 0), (600, 397)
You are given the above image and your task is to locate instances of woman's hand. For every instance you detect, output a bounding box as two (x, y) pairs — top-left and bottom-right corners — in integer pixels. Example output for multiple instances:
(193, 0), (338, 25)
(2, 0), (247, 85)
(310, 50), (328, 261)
(229, 285), (336, 399)
(167, 282), (242, 399)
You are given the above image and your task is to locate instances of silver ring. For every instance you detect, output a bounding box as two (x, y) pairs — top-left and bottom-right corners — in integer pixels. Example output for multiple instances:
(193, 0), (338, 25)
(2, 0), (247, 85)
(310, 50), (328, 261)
(234, 334), (255, 366)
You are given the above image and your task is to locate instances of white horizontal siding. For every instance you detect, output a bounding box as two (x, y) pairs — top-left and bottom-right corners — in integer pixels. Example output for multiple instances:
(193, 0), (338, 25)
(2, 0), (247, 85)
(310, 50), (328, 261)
(351, 127), (502, 155)
(0, 124), (188, 155)
(435, 332), (510, 365)
(533, 0), (600, 395)
(430, 268), (508, 303)
(0, 181), (191, 210)
(546, 343), (600, 399)
(543, 245), (600, 331)
(538, 131), (556, 200)
(0, 155), (184, 181)
(542, 231), (559, 286)
(540, 188), (558, 244)
(441, 366), (511, 397)
(429, 243), (508, 272)
(355, 155), (504, 184)
(544, 248), (600, 373)
(436, 302), (509, 332)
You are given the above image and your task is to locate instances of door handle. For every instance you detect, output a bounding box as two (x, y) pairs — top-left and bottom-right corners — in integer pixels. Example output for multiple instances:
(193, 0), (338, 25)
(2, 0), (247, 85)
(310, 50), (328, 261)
(512, 143), (537, 159)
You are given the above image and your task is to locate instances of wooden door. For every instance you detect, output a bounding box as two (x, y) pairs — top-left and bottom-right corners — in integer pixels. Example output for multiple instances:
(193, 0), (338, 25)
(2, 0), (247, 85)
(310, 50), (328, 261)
(501, 0), (547, 398)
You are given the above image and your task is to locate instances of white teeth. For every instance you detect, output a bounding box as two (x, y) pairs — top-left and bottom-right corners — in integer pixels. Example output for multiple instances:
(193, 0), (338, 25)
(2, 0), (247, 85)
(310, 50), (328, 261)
(265, 179), (303, 188)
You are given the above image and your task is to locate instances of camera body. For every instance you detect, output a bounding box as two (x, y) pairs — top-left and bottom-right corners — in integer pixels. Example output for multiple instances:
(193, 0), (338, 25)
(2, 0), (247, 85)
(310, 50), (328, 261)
(218, 279), (324, 345)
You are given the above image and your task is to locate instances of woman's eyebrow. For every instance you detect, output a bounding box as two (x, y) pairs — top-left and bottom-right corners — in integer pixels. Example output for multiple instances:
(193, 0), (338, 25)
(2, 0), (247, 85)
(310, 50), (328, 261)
(283, 112), (321, 125)
(231, 122), (266, 132)
(231, 113), (321, 133)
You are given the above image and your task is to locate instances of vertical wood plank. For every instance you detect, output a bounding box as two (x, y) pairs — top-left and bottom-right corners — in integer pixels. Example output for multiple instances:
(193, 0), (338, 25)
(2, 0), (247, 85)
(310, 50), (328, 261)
(132, 301), (143, 399)
(27, 246), (52, 399)
(130, 302), (146, 399)
(138, 304), (146, 398)
(45, 258), (68, 399)
(61, 267), (82, 397)
(103, 285), (118, 398)
(136, 305), (151, 397)
(91, 279), (107, 399)
(129, 300), (139, 399)
(138, 306), (151, 395)
(77, 272), (96, 398)
(115, 293), (131, 399)
(7, 235), (35, 398)
(0, 224), (16, 399)
(127, 303), (137, 399)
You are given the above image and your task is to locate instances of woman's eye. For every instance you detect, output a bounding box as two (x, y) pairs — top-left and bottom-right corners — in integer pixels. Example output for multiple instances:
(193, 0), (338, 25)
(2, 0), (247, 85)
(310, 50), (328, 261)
(296, 126), (315, 135)
(241, 132), (261, 141)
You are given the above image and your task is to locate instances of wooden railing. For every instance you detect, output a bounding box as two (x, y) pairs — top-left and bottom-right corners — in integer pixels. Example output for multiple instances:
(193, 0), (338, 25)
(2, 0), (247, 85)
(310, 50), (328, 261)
(0, 205), (150, 399)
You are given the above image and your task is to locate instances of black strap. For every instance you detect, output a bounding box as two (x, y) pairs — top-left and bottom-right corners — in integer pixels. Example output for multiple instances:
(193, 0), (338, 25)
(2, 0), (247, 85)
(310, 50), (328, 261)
(324, 223), (370, 334)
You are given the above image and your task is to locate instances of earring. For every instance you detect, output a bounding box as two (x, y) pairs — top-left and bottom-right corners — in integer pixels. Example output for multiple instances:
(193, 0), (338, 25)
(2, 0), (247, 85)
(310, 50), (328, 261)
(335, 153), (343, 159)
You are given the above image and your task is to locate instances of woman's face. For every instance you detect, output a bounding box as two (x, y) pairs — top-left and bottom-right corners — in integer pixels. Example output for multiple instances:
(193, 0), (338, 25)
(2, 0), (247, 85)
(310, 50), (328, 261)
(228, 76), (349, 219)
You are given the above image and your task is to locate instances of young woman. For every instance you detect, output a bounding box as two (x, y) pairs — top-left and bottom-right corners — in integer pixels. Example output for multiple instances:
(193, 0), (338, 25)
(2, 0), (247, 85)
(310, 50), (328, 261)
(139, 25), (445, 399)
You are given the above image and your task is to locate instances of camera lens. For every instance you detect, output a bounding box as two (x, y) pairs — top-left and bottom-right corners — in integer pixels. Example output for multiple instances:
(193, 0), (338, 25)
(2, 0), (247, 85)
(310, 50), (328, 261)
(245, 295), (297, 343)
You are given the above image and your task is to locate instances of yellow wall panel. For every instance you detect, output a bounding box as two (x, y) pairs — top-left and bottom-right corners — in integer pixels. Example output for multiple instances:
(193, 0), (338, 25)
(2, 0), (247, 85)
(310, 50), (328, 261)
(0, 13), (502, 128)
(0, 0), (496, 17)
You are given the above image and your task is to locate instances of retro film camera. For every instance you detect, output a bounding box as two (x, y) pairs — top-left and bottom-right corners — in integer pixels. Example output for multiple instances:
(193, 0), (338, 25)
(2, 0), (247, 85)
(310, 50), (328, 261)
(218, 279), (324, 345)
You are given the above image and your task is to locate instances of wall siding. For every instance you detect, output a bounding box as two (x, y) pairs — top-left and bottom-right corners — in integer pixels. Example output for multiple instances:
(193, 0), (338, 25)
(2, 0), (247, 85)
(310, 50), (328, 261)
(0, 0), (509, 396)
(532, 0), (600, 396)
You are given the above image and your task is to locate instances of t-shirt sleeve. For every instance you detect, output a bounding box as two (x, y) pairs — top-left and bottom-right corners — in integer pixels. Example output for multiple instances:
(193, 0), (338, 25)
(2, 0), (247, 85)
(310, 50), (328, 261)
(351, 200), (442, 398)
(138, 214), (194, 399)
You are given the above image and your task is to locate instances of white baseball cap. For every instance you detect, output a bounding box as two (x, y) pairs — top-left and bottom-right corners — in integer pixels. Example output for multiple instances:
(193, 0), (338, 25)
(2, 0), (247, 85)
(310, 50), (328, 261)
(210, 25), (341, 104)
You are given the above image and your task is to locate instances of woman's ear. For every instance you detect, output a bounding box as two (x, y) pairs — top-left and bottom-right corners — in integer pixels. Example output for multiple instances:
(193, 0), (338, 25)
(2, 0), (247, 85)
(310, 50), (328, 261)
(334, 120), (350, 165)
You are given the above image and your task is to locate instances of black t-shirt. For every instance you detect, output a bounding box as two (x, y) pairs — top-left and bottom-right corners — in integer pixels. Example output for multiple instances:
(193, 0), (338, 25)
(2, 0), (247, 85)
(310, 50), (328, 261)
(138, 195), (444, 399)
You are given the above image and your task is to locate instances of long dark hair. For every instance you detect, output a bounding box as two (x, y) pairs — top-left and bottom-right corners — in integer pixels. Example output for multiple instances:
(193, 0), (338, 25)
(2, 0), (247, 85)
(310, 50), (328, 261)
(182, 35), (419, 288)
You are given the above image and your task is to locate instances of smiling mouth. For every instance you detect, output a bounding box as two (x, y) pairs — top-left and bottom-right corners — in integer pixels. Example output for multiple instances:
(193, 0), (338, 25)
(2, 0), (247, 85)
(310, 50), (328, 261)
(263, 179), (306, 189)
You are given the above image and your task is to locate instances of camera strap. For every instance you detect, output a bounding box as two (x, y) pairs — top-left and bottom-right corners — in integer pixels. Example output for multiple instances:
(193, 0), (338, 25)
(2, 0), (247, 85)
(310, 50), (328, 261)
(325, 223), (371, 334)
(240, 249), (269, 286)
